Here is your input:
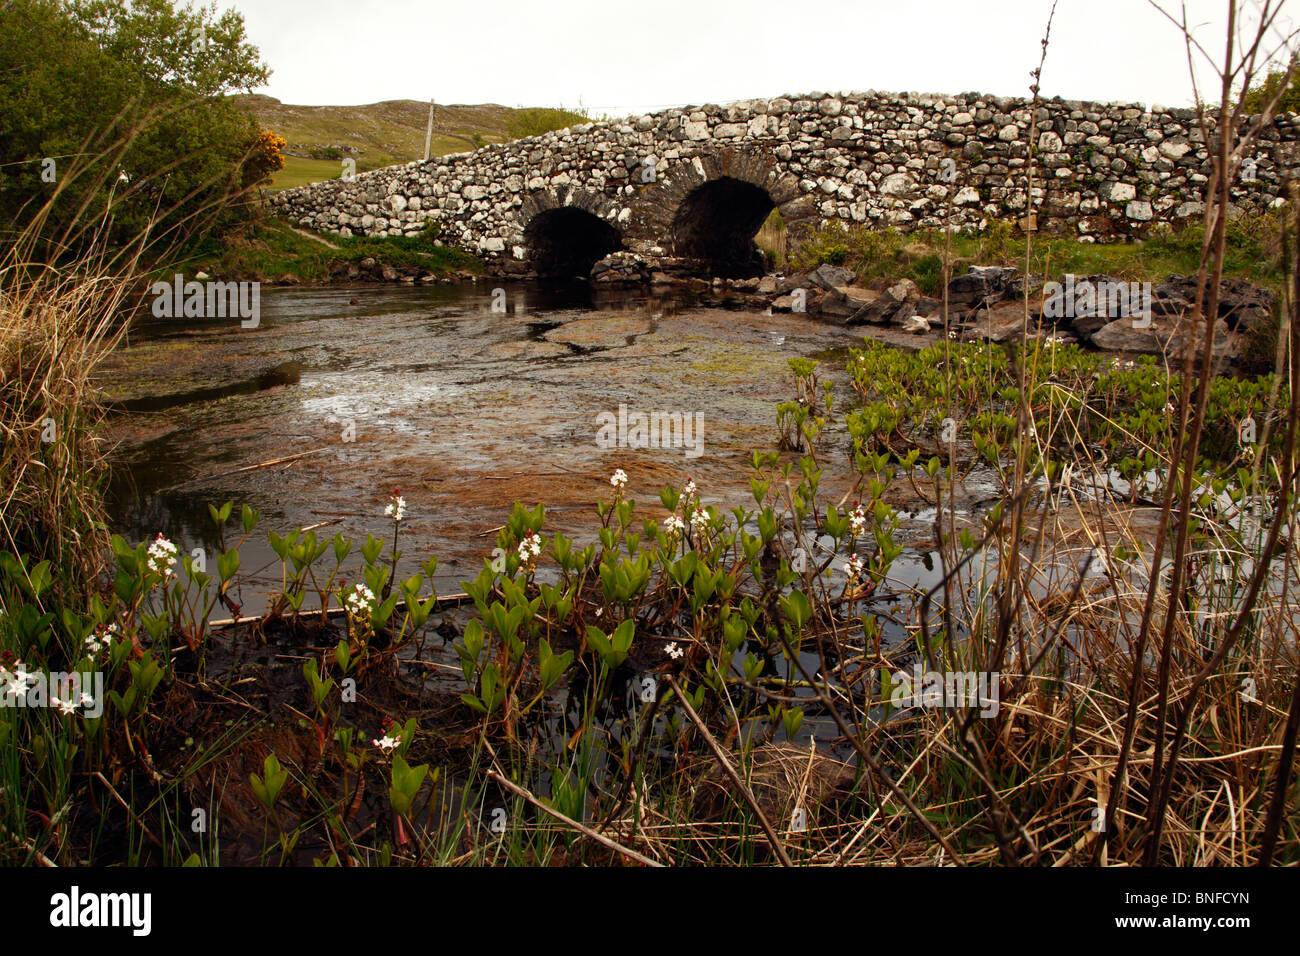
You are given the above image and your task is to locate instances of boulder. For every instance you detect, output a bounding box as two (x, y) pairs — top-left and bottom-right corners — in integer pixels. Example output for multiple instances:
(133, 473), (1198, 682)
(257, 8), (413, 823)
(1152, 274), (1275, 330)
(817, 285), (880, 319)
(777, 273), (814, 294)
(947, 265), (1019, 311)
(1070, 312), (1111, 341)
(849, 278), (919, 325)
(1090, 312), (1232, 359)
(1007, 273), (1045, 300)
(915, 295), (945, 316)
(965, 301), (1033, 343)
(810, 263), (856, 290)
(590, 252), (649, 283)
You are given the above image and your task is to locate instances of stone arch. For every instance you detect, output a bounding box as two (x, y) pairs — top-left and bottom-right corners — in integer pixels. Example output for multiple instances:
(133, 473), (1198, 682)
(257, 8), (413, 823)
(629, 148), (816, 277)
(518, 187), (625, 278)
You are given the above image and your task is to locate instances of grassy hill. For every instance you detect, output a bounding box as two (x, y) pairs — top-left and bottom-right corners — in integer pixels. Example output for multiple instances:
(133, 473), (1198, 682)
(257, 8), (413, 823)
(234, 95), (592, 190)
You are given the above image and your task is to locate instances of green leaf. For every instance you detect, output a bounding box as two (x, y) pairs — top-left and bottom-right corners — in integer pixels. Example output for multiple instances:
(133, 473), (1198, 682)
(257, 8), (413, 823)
(780, 590), (812, 630)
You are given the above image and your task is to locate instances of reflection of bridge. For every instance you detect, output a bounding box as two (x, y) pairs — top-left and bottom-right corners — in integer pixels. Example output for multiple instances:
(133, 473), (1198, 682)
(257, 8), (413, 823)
(270, 91), (1300, 279)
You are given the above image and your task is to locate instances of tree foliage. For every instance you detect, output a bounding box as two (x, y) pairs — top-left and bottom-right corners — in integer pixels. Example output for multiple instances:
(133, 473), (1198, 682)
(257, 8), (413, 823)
(0, 0), (276, 256)
(506, 106), (597, 141)
(1242, 55), (1300, 115)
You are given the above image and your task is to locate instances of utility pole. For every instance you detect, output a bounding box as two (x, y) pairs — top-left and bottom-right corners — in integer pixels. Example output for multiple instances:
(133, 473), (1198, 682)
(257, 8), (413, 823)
(423, 98), (435, 161)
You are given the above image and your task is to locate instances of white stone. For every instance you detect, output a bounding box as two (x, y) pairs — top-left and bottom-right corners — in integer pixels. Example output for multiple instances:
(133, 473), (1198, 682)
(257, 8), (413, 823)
(1104, 182), (1137, 203)
(1159, 140), (1191, 160)
(1125, 200), (1153, 220)
(879, 172), (915, 196)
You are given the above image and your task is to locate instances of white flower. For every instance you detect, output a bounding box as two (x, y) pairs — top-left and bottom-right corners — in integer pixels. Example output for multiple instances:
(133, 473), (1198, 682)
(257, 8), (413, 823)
(52, 696), (77, 716)
(3, 674), (27, 698)
(78, 692), (95, 710)
(689, 505), (709, 532)
(610, 469), (628, 489)
(846, 554), (865, 579)
(384, 494), (407, 522)
(1164, 403), (1175, 415)
(849, 505), (867, 536)
(146, 534), (178, 577)
(683, 479), (697, 498)
(517, 531), (542, 563)
(666, 642), (684, 660)
(345, 583), (375, 618)
(663, 515), (686, 537)
(372, 734), (399, 753)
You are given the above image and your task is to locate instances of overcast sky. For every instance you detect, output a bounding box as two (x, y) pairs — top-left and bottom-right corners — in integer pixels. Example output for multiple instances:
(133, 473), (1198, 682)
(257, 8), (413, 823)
(229, 0), (1296, 116)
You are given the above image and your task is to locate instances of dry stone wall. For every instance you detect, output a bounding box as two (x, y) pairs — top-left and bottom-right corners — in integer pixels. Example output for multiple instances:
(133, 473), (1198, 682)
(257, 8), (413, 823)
(270, 90), (1300, 269)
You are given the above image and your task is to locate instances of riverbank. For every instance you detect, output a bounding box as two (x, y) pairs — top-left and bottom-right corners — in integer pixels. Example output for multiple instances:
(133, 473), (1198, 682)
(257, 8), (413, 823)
(178, 218), (484, 286)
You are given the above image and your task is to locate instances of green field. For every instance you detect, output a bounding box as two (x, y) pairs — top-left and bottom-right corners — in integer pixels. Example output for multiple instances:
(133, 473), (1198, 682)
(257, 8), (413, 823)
(234, 95), (593, 191)
(269, 155), (360, 190)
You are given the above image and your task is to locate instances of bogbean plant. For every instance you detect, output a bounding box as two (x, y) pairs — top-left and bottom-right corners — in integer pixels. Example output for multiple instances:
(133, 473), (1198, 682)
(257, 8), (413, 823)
(436, 359), (920, 849)
(847, 338), (1284, 500)
(846, 337), (1288, 576)
(0, 487), (454, 864)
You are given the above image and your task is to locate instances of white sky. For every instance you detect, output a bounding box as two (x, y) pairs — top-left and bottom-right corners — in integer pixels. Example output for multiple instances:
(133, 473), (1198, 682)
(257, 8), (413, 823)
(229, 0), (1297, 116)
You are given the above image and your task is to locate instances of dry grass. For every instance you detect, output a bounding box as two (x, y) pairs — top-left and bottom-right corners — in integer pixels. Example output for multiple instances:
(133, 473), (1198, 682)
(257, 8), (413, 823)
(0, 236), (134, 599)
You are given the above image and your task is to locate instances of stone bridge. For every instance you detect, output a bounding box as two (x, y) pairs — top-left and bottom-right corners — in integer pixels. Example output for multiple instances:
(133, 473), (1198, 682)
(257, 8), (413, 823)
(270, 90), (1300, 279)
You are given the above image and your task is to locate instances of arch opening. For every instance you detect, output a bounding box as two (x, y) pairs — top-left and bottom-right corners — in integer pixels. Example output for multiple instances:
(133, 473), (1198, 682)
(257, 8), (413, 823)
(669, 176), (776, 278)
(524, 207), (622, 279)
